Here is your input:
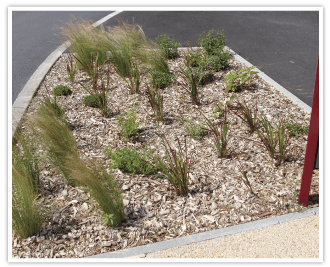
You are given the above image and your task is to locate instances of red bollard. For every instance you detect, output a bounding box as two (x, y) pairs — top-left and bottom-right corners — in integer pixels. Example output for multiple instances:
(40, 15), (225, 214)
(298, 58), (319, 206)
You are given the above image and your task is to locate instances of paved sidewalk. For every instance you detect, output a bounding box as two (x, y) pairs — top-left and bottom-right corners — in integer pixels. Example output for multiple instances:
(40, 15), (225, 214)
(88, 207), (320, 259)
(136, 215), (319, 258)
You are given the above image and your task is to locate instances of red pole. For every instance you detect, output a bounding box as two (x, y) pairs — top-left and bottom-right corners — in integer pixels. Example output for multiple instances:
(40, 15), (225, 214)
(298, 58), (319, 206)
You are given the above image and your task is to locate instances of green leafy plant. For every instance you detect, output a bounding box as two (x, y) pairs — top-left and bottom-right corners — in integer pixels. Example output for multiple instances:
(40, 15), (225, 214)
(224, 66), (258, 92)
(104, 146), (157, 176)
(149, 70), (173, 89)
(146, 85), (163, 123)
(148, 134), (193, 196)
(53, 85), (72, 96)
(181, 119), (207, 141)
(83, 94), (104, 108)
(213, 96), (235, 119)
(200, 29), (227, 55)
(284, 118), (309, 139)
(232, 98), (259, 133)
(117, 105), (140, 141)
(155, 33), (181, 59)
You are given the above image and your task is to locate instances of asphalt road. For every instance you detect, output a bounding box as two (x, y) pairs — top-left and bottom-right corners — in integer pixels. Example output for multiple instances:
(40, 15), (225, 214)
(12, 10), (319, 107)
(12, 11), (113, 104)
(103, 11), (319, 108)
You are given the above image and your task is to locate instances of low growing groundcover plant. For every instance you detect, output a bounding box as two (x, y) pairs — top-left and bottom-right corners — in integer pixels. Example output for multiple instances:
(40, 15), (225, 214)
(12, 21), (318, 259)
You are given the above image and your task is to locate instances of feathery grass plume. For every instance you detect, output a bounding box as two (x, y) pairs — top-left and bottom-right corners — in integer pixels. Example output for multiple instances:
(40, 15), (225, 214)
(12, 142), (46, 238)
(33, 98), (125, 226)
(148, 134), (193, 196)
(33, 98), (80, 186)
(12, 126), (40, 194)
(100, 21), (149, 94)
(59, 17), (108, 76)
(12, 164), (46, 238)
(70, 160), (125, 227)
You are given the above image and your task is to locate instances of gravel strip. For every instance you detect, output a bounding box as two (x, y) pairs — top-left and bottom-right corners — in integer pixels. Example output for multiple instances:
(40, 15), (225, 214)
(137, 215), (319, 258)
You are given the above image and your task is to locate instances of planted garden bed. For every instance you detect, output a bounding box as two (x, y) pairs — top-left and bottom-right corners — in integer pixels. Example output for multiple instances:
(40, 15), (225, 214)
(12, 22), (319, 258)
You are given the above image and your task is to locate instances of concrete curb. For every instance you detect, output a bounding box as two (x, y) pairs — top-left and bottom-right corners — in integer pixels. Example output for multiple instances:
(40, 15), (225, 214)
(228, 47), (312, 114)
(87, 207), (319, 258)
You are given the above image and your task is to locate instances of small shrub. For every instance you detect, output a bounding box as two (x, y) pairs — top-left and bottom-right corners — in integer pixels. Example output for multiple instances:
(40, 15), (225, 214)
(182, 119), (207, 141)
(117, 105), (140, 141)
(200, 29), (227, 55)
(200, 71), (214, 85)
(53, 85), (72, 96)
(184, 49), (204, 68)
(284, 119), (309, 138)
(155, 33), (181, 59)
(149, 70), (173, 89)
(202, 50), (231, 71)
(83, 94), (104, 108)
(104, 146), (157, 176)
